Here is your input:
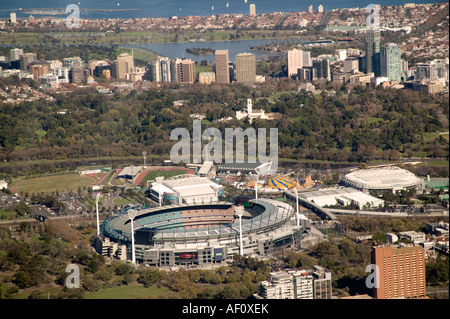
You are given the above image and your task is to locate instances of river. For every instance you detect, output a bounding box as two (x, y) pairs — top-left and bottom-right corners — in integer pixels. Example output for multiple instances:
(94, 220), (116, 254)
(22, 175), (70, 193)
(120, 37), (302, 63)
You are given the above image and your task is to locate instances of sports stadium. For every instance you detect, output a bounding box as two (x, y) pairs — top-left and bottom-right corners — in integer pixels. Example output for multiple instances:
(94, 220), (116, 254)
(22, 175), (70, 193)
(341, 166), (422, 192)
(95, 198), (310, 267)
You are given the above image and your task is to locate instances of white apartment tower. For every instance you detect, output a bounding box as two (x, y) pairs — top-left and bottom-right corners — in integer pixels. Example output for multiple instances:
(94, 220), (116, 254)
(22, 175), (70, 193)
(288, 49), (304, 77)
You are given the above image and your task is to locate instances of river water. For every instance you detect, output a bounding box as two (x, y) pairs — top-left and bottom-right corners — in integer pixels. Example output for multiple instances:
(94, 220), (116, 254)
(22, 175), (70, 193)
(120, 37), (302, 63)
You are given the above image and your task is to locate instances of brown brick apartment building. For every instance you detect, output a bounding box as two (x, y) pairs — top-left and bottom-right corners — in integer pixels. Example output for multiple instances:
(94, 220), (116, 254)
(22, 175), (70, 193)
(372, 245), (426, 299)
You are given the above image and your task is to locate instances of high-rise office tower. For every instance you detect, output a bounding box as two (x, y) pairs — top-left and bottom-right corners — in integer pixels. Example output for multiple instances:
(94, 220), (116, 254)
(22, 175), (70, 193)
(177, 59), (195, 83)
(10, 48), (23, 61)
(313, 59), (331, 81)
(287, 49), (303, 77)
(111, 59), (127, 80)
(308, 5), (313, 13)
(318, 5), (324, 13)
(372, 246), (426, 299)
(149, 57), (162, 82)
(249, 4), (256, 16)
(235, 53), (256, 83)
(302, 51), (311, 67)
(365, 29), (381, 76)
(117, 53), (134, 73)
(298, 67), (316, 82)
(170, 58), (181, 82)
(215, 49), (230, 83)
(160, 57), (172, 82)
(416, 62), (437, 81)
(380, 43), (401, 82)
(20, 52), (37, 71)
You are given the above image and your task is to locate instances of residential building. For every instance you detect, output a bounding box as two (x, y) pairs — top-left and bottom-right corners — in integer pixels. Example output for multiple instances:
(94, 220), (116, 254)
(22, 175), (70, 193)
(214, 49), (230, 83)
(160, 57), (172, 82)
(199, 71), (216, 84)
(29, 62), (50, 81)
(249, 4), (256, 16)
(372, 245), (426, 299)
(318, 5), (324, 13)
(287, 49), (303, 77)
(149, 57), (162, 82)
(177, 59), (196, 83)
(10, 12), (16, 23)
(235, 53), (256, 83)
(259, 266), (331, 299)
(312, 265), (332, 299)
(292, 270), (314, 299)
(381, 43), (402, 82)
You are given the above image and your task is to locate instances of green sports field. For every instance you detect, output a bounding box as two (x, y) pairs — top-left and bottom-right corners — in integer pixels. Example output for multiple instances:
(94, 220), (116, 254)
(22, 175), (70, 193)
(84, 284), (169, 299)
(10, 173), (96, 194)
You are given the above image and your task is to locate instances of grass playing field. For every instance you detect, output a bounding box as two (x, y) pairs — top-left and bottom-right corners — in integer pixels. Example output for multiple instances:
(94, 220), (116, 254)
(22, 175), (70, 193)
(10, 173), (96, 194)
(84, 284), (169, 299)
(137, 168), (191, 187)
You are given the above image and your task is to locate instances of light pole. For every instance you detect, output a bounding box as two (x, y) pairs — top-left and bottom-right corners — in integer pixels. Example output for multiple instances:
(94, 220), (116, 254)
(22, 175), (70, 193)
(128, 209), (137, 264)
(95, 193), (100, 236)
(236, 206), (244, 256)
(294, 187), (300, 227)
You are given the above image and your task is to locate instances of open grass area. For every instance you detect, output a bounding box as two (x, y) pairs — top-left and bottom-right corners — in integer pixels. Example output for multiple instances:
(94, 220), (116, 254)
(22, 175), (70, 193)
(84, 283), (169, 299)
(10, 173), (95, 194)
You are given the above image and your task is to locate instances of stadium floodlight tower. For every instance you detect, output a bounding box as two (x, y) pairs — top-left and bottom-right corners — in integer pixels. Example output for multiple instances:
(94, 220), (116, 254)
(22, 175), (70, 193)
(127, 209), (137, 264)
(235, 206), (245, 256)
(142, 151), (147, 169)
(294, 187), (300, 227)
(95, 193), (101, 236)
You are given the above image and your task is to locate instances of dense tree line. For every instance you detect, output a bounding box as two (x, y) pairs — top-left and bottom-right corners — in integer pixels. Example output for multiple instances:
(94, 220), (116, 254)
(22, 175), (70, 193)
(0, 78), (448, 178)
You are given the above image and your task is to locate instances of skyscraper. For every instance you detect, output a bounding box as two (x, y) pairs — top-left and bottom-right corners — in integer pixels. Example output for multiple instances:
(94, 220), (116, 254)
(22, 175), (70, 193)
(313, 59), (331, 81)
(117, 53), (134, 73)
(365, 29), (381, 76)
(302, 51), (312, 67)
(380, 43), (401, 82)
(372, 246), (426, 299)
(287, 49), (303, 77)
(318, 5), (324, 13)
(308, 5), (313, 13)
(111, 59), (127, 80)
(249, 4), (256, 16)
(149, 57), (162, 82)
(235, 53), (256, 83)
(160, 57), (172, 82)
(215, 49), (230, 83)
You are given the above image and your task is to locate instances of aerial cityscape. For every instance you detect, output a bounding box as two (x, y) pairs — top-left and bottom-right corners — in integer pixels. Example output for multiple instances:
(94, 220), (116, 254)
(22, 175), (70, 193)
(0, 0), (448, 309)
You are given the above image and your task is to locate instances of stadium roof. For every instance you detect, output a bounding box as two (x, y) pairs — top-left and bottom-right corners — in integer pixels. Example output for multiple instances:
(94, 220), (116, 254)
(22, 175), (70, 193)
(342, 166), (421, 190)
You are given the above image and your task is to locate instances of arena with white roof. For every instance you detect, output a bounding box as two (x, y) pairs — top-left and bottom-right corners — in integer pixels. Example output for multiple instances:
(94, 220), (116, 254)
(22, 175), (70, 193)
(341, 166), (421, 192)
